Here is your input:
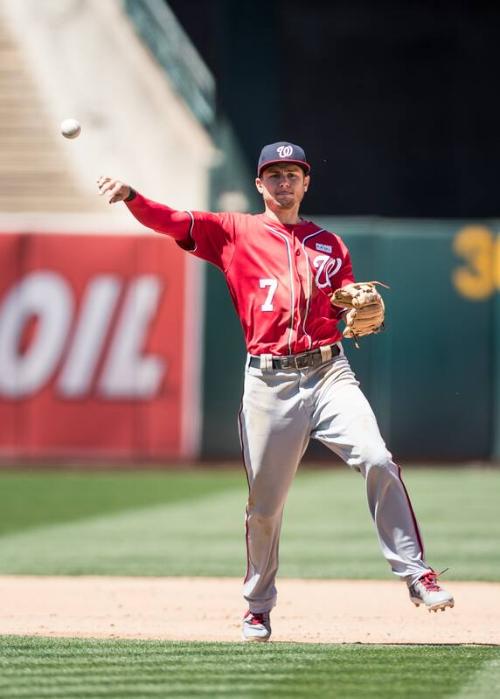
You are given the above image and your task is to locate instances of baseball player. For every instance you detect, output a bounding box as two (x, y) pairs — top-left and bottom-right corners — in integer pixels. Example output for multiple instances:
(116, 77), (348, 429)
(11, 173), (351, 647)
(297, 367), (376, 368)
(97, 141), (454, 642)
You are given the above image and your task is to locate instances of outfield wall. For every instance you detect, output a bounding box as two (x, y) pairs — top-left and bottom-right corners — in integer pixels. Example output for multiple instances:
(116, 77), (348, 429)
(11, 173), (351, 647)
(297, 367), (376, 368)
(202, 219), (500, 462)
(0, 220), (498, 462)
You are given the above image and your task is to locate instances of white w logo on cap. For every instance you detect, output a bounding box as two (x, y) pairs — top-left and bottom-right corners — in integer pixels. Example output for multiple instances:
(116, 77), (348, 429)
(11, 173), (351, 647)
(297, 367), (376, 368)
(277, 145), (293, 157)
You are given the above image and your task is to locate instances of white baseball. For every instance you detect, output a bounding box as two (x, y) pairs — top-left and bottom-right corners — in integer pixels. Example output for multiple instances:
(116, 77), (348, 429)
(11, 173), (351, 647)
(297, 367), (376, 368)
(60, 118), (81, 139)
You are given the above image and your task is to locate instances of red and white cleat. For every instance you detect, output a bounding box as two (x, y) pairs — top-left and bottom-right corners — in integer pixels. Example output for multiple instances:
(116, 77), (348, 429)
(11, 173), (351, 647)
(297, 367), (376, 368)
(242, 610), (272, 642)
(408, 570), (454, 612)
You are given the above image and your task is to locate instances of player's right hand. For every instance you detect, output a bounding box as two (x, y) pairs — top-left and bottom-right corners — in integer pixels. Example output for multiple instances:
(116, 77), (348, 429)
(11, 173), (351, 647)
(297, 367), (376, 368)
(97, 176), (131, 204)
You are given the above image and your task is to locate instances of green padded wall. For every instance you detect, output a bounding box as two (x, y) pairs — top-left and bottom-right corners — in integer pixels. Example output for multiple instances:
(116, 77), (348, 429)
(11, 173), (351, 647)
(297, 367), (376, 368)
(201, 219), (499, 461)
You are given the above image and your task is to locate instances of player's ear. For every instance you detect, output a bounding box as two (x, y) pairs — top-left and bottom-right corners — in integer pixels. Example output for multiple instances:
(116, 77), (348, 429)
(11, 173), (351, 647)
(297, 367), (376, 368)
(304, 174), (310, 192)
(255, 177), (264, 194)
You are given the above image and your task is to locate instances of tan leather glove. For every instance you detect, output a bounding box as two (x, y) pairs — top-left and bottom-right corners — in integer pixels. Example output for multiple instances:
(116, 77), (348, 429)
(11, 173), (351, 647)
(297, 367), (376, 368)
(330, 282), (388, 344)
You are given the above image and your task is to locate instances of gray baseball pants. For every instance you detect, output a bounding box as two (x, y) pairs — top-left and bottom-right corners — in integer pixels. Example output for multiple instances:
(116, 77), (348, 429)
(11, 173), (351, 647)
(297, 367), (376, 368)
(239, 346), (432, 613)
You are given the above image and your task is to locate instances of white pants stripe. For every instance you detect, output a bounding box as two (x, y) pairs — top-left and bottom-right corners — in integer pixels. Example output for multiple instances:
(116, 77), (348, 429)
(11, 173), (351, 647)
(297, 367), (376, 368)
(239, 351), (431, 613)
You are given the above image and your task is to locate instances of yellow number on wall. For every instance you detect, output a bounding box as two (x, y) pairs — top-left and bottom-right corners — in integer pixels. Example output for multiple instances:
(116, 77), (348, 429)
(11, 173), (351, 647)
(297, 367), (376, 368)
(496, 234), (500, 290)
(452, 226), (495, 300)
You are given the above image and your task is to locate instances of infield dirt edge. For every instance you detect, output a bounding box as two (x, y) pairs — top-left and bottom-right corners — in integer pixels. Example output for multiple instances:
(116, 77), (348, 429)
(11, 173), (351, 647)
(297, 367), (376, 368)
(0, 576), (498, 645)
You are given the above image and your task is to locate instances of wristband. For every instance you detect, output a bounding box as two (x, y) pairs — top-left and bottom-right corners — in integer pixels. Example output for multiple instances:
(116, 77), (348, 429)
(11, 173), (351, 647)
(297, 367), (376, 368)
(125, 187), (137, 202)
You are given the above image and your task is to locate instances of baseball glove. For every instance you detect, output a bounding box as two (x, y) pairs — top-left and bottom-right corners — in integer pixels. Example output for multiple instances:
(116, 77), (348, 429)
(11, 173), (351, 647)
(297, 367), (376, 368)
(330, 281), (388, 345)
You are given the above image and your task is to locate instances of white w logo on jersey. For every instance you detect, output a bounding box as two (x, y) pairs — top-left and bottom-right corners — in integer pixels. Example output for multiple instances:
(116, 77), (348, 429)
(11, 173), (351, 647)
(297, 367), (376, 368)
(313, 255), (342, 289)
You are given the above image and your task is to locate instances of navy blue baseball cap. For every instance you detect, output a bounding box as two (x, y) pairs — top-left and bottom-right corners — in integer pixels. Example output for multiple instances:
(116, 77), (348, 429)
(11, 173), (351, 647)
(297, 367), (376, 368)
(257, 141), (311, 176)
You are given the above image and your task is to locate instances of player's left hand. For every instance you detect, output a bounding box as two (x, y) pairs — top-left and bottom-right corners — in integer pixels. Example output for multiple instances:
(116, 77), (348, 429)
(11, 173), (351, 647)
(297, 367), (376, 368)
(330, 281), (388, 341)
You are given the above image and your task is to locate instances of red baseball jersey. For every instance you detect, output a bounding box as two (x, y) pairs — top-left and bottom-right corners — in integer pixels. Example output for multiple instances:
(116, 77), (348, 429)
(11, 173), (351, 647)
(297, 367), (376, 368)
(127, 194), (354, 355)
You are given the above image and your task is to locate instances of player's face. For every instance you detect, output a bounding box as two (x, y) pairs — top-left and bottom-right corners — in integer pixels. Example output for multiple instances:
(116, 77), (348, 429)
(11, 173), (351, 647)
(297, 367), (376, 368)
(256, 164), (310, 212)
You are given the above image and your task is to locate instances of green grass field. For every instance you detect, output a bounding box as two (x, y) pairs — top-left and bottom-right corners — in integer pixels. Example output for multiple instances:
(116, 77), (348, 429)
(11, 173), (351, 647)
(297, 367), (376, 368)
(0, 467), (498, 579)
(0, 466), (498, 698)
(1, 637), (499, 699)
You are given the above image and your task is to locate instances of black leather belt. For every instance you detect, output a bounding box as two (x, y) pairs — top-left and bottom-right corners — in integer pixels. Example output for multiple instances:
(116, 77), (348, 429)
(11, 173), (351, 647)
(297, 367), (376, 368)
(249, 344), (340, 371)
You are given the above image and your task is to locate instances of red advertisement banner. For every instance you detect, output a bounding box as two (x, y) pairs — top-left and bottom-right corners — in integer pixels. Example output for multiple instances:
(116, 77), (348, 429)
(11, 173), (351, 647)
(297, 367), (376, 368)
(0, 232), (200, 461)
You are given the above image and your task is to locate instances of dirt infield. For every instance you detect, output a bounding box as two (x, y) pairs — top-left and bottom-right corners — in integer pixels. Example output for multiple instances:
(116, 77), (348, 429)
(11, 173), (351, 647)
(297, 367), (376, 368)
(1, 576), (498, 645)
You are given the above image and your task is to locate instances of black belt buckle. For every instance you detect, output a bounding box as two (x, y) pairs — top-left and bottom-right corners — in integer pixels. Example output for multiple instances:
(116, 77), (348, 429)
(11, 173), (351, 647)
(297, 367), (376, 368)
(295, 353), (312, 369)
(276, 355), (295, 369)
(277, 349), (319, 370)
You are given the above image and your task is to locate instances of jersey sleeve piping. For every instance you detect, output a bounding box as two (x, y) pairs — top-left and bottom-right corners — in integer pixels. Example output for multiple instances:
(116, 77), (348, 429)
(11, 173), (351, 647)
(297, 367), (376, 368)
(185, 210), (197, 251)
(175, 210), (236, 271)
(174, 210), (197, 252)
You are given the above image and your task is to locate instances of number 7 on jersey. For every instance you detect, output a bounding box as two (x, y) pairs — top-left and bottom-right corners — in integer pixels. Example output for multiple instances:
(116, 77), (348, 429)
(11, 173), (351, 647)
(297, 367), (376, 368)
(259, 278), (278, 312)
